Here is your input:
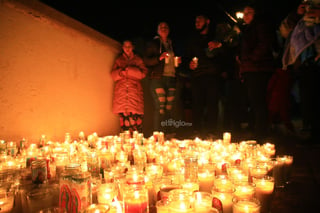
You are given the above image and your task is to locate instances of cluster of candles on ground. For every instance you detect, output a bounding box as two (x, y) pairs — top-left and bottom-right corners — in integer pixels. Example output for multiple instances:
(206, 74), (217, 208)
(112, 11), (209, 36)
(0, 131), (294, 213)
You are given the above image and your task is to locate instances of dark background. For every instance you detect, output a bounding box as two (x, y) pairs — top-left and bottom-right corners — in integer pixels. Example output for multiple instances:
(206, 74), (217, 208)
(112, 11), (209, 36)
(39, 0), (303, 42)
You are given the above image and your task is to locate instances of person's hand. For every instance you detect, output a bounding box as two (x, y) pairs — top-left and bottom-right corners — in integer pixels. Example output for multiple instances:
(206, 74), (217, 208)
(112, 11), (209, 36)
(126, 66), (140, 73)
(159, 52), (169, 61)
(233, 25), (241, 34)
(189, 60), (197, 70)
(236, 55), (241, 64)
(208, 41), (222, 51)
(119, 68), (127, 77)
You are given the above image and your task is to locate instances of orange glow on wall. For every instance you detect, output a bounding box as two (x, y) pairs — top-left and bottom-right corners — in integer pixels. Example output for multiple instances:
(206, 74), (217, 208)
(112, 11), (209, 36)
(0, 0), (122, 142)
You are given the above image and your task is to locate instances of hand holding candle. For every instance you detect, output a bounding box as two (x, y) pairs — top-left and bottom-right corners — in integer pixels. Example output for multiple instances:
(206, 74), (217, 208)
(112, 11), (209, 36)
(190, 57), (198, 70)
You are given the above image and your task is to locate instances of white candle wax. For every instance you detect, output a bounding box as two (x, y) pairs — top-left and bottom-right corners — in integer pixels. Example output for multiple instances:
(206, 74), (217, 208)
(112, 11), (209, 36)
(212, 191), (233, 213)
(233, 199), (260, 213)
(97, 183), (116, 204)
(198, 171), (215, 193)
(254, 178), (274, 213)
(168, 201), (194, 213)
(234, 184), (256, 200)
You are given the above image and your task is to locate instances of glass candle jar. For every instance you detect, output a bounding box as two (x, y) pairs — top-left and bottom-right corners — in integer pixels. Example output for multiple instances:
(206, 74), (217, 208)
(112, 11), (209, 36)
(167, 189), (193, 213)
(253, 175), (274, 213)
(59, 163), (81, 212)
(233, 181), (256, 200)
(211, 179), (234, 213)
(122, 184), (149, 213)
(83, 204), (110, 213)
(31, 159), (47, 184)
(193, 191), (219, 213)
(97, 182), (117, 205)
(198, 163), (215, 193)
(232, 197), (261, 213)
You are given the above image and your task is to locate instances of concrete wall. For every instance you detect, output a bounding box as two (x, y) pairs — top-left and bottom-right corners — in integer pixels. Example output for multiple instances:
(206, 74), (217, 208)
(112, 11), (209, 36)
(0, 0), (122, 142)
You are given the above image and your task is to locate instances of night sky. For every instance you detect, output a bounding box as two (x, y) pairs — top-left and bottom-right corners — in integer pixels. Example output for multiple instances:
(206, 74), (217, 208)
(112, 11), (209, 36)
(40, 0), (302, 42)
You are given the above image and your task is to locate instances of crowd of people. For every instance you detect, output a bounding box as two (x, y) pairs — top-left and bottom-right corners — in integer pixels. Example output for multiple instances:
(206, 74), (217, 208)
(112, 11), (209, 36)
(111, 1), (320, 145)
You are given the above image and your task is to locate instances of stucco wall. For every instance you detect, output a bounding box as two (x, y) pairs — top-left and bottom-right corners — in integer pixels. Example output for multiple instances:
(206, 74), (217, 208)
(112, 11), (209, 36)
(0, 0), (122, 142)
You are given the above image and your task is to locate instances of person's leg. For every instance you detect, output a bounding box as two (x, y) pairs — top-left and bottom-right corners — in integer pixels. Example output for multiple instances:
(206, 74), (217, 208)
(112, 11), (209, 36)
(119, 112), (132, 133)
(150, 79), (166, 132)
(299, 66), (313, 131)
(191, 77), (206, 136)
(164, 77), (177, 134)
(131, 114), (144, 133)
(205, 77), (221, 136)
(243, 72), (272, 140)
(119, 113), (126, 132)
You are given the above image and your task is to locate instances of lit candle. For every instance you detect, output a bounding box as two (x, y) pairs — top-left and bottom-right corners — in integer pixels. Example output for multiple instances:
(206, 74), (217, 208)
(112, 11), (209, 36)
(253, 176), (274, 213)
(84, 204), (110, 213)
(123, 186), (148, 213)
(97, 183), (117, 205)
(211, 191), (233, 213)
(250, 166), (268, 179)
(223, 132), (231, 145)
(192, 57), (198, 68)
(156, 200), (169, 213)
(116, 151), (128, 163)
(232, 198), (261, 213)
(167, 158), (182, 174)
(126, 171), (145, 185)
(211, 180), (234, 213)
(193, 192), (219, 213)
(181, 182), (199, 193)
(198, 165), (215, 193)
(233, 182), (256, 200)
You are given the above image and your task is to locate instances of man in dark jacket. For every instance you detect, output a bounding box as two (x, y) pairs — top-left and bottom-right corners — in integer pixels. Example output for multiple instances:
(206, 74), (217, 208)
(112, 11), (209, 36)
(183, 14), (227, 138)
(237, 4), (276, 142)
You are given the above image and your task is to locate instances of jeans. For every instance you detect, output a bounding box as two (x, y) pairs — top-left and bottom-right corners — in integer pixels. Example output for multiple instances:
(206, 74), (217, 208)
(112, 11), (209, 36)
(149, 76), (177, 132)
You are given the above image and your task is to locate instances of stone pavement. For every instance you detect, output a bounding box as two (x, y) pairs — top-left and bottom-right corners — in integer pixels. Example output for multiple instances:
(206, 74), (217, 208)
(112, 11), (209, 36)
(268, 134), (320, 213)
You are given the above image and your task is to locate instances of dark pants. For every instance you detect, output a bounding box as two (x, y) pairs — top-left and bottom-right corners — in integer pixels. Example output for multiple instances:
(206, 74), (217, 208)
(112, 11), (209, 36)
(223, 78), (249, 131)
(191, 75), (222, 136)
(298, 64), (320, 143)
(242, 72), (273, 139)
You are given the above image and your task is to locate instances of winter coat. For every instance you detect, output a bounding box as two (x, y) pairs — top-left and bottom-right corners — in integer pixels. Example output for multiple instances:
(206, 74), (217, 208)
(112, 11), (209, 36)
(111, 53), (148, 115)
(184, 31), (225, 77)
(238, 17), (276, 74)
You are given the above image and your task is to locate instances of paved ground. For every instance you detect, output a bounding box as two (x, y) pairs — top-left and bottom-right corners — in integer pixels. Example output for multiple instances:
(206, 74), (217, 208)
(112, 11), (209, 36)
(268, 134), (320, 213)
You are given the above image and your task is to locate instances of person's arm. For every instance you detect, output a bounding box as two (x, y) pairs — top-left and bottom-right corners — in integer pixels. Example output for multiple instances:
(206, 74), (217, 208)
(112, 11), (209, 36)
(143, 40), (161, 67)
(126, 57), (148, 80)
(111, 59), (126, 81)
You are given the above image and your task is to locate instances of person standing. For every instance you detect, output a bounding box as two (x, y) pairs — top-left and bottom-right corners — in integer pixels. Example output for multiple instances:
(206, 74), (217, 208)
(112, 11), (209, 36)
(237, 4), (276, 142)
(282, 2), (320, 145)
(183, 14), (226, 138)
(111, 40), (148, 135)
(143, 22), (181, 136)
